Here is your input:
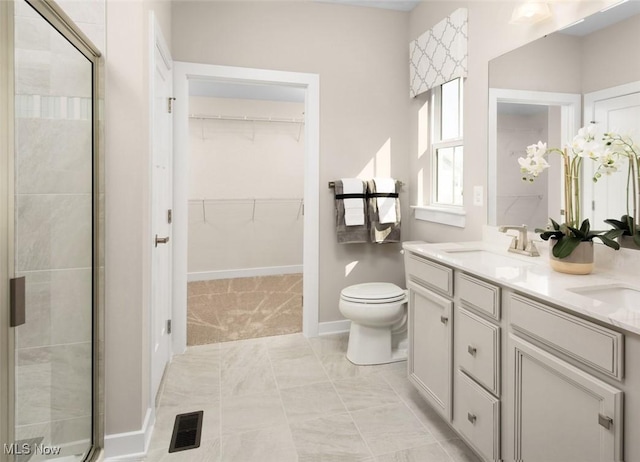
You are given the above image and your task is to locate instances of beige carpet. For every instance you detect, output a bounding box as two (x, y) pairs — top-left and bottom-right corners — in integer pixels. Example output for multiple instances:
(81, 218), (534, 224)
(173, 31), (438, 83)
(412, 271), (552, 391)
(187, 274), (303, 345)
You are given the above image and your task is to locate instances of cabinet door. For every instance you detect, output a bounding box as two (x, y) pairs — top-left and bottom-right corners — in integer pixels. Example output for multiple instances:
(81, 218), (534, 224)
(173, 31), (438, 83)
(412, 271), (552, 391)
(509, 335), (623, 462)
(408, 281), (453, 420)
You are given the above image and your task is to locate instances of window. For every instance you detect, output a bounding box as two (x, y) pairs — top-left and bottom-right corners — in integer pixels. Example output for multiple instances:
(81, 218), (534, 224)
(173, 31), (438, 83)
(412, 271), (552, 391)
(432, 78), (464, 207)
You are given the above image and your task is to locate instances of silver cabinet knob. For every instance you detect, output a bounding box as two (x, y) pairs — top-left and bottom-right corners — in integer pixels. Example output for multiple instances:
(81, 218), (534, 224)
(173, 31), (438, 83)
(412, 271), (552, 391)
(155, 235), (170, 247)
(468, 345), (477, 356)
(440, 315), (449, 325)
(467, 412), (477, 424)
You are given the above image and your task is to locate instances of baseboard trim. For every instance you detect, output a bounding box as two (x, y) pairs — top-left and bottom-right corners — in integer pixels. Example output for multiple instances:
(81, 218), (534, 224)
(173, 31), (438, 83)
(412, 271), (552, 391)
(318, 319), (351, 336)
(187, 265), (303, 282)
(103, 407), (154, 461)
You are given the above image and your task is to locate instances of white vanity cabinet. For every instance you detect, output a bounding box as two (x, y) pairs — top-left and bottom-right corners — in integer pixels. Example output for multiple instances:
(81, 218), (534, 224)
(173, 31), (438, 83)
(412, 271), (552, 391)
(505, 293), (624, 462)
(453, 273), (502, 462)
(405, 251), (453, 420)
(403, 244), (640, 462)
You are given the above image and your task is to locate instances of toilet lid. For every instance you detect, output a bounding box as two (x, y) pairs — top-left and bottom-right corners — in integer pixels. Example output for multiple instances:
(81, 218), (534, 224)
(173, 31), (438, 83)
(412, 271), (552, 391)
(341, 282), (406, 304)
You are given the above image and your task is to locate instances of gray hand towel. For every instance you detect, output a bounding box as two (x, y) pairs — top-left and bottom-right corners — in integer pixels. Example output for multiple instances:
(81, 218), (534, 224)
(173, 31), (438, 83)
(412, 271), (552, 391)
(334, 180), (369, 244)
(367, 179), (401, 243)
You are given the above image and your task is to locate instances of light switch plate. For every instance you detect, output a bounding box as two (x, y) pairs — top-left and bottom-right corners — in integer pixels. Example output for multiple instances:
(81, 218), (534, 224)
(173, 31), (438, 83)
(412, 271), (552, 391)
(473, 186), (483, 206)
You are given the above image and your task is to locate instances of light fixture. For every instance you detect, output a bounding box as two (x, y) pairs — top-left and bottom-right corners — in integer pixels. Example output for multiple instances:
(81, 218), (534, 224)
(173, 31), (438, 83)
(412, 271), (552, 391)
(510, 2), (552, 25)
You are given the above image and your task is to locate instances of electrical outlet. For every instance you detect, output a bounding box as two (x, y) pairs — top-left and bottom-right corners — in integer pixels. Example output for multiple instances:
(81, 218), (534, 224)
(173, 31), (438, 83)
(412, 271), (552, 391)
(473, 186), (483, 206)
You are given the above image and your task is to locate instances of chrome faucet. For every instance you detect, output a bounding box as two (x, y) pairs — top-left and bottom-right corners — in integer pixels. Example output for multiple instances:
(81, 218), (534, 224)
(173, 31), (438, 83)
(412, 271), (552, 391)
(498, 224), (540, 257)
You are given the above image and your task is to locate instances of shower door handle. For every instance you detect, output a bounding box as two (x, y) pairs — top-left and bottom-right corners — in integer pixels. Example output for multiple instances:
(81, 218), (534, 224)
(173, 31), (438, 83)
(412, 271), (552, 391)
(10, 276), (26, 327)
(155, 235), (170, 247)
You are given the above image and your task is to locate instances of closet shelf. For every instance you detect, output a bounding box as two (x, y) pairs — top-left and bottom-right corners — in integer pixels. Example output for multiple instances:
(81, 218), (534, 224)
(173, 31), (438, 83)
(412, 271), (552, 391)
(189, 114), (305, 124)
(190, 114), (305, 141)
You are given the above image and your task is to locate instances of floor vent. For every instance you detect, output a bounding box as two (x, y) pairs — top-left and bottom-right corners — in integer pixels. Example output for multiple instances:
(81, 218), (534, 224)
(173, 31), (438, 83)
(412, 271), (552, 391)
(168, 410), (204, 453)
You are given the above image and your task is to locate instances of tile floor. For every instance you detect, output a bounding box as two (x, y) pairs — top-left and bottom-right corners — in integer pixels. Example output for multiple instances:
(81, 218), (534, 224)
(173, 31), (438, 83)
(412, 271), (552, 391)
(187, 275), (303, 345)
(145, 333), (481, 462)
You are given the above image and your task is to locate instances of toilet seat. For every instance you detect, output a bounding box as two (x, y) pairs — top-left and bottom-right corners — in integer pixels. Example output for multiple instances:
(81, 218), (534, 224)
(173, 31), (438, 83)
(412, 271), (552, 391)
(340, 282), (406, 304)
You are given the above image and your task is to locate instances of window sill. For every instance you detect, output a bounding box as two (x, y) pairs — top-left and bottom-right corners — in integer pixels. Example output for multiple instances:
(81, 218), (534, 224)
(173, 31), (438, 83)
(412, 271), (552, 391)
(411, 205), (466, 228)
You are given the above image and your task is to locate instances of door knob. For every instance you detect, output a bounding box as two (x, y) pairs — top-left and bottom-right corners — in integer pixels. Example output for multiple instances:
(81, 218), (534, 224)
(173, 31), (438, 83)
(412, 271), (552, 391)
(155, 235), (170, 247)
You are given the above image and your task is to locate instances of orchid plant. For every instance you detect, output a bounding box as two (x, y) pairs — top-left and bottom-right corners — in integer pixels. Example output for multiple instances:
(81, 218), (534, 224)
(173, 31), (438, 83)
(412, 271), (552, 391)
(518, 125), (622, 258)
(591, 132), (640, 247)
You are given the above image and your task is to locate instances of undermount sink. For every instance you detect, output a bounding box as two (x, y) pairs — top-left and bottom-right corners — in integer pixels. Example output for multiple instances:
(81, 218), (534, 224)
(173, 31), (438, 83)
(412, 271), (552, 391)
(442, 248), (487, 254)
(441, 248), (535, 267)
(568, 285), (640, 311)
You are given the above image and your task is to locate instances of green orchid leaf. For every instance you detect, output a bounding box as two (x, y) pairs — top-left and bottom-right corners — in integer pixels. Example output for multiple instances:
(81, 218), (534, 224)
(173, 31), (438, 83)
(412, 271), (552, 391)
(634, 232), (640, 248)
(579, 219), (590, 235)
(549, 218), (561, 231)
(567, 226), (585, 239)
(538, 230), (563, 241)
(593, 234), (620, 250)
(552, 236), (582, 258)
(603, 229), (625, 240)
(604, 219), (628, 230)
(621, 214), (634, 225)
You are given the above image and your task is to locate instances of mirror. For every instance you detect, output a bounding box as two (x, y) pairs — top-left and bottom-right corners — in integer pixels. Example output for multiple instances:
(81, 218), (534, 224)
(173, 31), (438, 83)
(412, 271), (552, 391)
(488, 2), (640, 230)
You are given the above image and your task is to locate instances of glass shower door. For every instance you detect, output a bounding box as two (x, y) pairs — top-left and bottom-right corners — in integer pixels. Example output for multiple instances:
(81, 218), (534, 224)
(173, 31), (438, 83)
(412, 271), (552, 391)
(12, 0), (95, 459)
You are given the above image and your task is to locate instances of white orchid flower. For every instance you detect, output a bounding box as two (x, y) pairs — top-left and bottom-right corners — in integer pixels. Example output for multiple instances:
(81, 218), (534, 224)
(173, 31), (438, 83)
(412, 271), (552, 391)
(594, 148), (623, 177)
(518, 154), (549, 178)
(525, 141), (547, 158)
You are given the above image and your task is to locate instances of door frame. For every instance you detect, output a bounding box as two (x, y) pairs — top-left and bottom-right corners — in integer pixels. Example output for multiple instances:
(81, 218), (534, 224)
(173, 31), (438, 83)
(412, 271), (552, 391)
(582, 80), (640, 224)
(488, 88), (581, 226)
(0, 0), (104, 458)
(148, 12), (173, 408)
(172, 62), (320, 353)
(0, 1), (14, 455)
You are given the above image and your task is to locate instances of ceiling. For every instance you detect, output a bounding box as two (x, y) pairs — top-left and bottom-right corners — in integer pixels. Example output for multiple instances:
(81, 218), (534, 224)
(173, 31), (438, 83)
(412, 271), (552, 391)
(313, 0), (420, 12)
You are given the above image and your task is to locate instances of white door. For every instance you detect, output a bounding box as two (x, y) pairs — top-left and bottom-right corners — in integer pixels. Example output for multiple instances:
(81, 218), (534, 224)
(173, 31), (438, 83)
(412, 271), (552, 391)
(151, 19), (173, 402)
(585, 89), (640, 228)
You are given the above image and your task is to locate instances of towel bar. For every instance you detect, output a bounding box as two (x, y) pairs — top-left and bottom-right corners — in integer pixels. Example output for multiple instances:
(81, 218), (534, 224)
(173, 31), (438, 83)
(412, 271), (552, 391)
(328, 180), (404, 189)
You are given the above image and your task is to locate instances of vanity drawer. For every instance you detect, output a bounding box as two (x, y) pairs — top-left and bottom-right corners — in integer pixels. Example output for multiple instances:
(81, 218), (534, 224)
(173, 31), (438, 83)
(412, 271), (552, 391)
(458, 273), (501, 320)
(454, 369), (500, 462)
(405, 252), (453, 297)
(456, 307), (500, 396)
(509, 293), (624, 380)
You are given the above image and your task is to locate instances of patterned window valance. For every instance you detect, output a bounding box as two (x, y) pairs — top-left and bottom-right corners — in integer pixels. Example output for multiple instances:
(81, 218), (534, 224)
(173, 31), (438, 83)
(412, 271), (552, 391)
(409, 8), (468, 98)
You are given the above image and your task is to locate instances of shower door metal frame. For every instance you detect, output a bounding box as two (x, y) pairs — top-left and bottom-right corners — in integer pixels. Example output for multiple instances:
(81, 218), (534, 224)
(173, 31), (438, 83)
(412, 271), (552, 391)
(0, 0), (104, 460)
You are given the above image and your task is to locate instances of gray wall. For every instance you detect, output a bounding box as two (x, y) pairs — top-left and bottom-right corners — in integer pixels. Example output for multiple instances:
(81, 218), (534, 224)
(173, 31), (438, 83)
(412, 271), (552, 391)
(104, 0), (172, 440)
(172, 1), (411, 323)
(407, 1), (610, 243)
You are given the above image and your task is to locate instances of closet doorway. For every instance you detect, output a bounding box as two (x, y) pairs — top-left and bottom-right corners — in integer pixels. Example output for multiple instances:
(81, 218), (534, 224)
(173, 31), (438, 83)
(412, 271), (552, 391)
(187, 83), (305, 345)
(173, 63), (320, 353)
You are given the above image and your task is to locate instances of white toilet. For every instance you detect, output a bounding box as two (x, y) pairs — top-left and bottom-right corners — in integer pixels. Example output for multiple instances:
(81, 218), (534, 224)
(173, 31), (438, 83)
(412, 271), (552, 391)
(339, 282), (409, 365)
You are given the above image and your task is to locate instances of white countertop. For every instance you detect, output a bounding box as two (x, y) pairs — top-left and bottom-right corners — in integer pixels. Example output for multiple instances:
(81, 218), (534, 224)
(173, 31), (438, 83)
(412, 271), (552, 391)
(403, 241), (640, 336)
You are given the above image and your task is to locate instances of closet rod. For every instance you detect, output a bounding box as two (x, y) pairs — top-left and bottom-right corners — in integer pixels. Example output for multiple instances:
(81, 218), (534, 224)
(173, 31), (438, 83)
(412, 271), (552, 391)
(328, 180), (404, 189)
(189, 114), (305, 124)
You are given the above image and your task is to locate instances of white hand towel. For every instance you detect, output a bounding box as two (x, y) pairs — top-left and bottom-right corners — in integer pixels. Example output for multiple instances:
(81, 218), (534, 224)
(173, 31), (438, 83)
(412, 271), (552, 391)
(341, 178), (365, 226)
(374, 178), (397, 224)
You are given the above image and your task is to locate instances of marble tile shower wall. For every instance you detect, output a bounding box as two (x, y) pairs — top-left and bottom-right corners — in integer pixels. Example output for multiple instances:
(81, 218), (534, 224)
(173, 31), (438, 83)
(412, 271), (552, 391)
(12, 0), (104, 451)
